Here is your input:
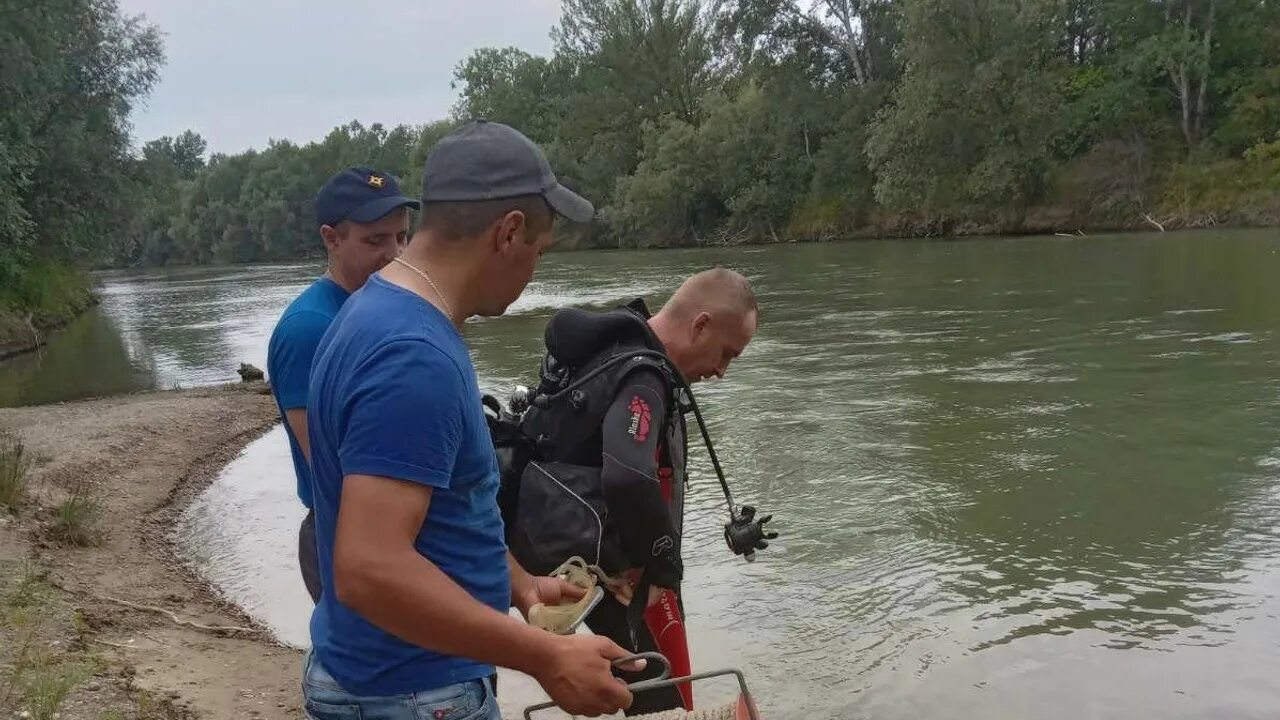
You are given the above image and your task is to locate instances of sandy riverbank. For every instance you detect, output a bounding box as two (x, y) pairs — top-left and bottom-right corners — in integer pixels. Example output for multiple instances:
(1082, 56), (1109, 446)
(0, 384), (303, 718)
(0, 384), (590, 719)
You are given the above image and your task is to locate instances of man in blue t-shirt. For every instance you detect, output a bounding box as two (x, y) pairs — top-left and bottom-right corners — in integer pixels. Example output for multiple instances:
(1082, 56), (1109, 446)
(303, 120), (639, 720)
(266, 167), (418, 603)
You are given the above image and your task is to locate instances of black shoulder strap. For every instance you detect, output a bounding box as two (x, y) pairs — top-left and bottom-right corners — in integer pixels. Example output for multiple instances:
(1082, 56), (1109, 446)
(616, 353), (675, 386)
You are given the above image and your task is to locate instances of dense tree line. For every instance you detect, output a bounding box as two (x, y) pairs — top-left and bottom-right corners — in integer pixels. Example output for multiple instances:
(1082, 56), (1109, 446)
(1, 0), (160, 316)
(120, 121), (453, 265)
(453, 0), (1279, 248)
(3, 1), (1279, 277)
(130, 0), (1280, 263)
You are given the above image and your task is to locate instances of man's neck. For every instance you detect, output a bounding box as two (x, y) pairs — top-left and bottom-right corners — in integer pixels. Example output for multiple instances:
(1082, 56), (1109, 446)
(380, 239), (474, 328)
(648, 311), (676, 349)
(325, 263), (362, 294)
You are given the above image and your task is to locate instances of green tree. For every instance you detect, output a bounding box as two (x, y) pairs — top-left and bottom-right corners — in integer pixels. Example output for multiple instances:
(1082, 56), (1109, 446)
(117, 131), (208, 265)
(554, 0), (717, 124)
(452, 48), (566, 144)
(37, 0), (1275, 275)
(716, 0), (903, 86)
(866, 0), (1064, 224)
(0, 0), (162, 308)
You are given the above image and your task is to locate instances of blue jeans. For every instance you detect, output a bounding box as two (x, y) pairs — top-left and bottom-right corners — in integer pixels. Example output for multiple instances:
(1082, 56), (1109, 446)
(302, 649), (501, 720)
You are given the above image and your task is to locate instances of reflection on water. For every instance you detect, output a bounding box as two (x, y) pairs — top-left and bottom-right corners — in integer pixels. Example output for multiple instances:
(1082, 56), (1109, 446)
(95, 263), (322, 390)
(0, 263), (324, 406)
(180, 425), (313, 643)
(11, 231), (1280, 718)
(0, 307), (152, 407)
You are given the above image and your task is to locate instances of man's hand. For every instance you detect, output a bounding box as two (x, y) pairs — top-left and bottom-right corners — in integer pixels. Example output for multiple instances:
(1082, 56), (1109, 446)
(605, 569), (664, 608)
(509, 551), (588, 619)
(514, 575), (586, 619)
(534, 634), (641, 717)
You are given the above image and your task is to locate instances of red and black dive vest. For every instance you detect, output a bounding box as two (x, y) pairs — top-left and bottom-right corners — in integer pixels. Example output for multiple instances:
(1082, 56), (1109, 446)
(500, 299), (687, 580)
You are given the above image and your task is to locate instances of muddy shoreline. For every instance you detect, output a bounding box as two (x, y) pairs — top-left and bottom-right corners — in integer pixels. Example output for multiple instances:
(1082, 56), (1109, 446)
(0, 383), (304, 719)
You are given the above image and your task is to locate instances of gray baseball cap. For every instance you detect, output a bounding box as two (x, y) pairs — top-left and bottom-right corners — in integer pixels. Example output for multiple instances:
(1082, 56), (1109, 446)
(421, 119), (594, 223)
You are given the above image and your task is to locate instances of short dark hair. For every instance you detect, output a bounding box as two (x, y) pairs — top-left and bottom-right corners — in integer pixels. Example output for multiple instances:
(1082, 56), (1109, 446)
(417, 195), (554, 240)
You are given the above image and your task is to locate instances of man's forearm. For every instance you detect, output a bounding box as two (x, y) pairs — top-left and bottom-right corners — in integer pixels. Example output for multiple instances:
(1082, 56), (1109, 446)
(601, 453), (681, 581)
(338, 546), (554, 675)
(508, 550), (535, 609)
(285, 408), (311, 462)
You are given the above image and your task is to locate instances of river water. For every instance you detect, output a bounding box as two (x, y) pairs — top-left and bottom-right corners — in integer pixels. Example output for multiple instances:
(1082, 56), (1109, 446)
(3, 230), (1280, 718)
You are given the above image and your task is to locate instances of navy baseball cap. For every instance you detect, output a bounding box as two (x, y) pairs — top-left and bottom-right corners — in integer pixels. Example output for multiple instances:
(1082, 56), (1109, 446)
(314, 166), (420, 228)
(421, 119), (594, 223)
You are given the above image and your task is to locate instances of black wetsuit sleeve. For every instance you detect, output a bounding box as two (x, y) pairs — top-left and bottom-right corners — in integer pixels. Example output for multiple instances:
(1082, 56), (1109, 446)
(600, 369), (682, 589)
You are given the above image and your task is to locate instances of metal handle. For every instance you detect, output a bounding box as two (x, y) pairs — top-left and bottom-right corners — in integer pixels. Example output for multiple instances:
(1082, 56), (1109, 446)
(613, 651), (672, 690)
(523, 653), (760, 720)
(523, 653), (667, 719)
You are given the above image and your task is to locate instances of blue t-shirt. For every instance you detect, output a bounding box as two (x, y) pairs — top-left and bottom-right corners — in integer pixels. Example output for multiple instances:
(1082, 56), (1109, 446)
(266, 276), (350, 509)
(306, 274), (510, 696)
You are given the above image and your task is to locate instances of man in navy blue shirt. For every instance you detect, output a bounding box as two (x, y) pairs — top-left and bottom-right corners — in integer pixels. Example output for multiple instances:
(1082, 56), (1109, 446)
(303, 120), (639, 720)
(266, 167), (418, 603)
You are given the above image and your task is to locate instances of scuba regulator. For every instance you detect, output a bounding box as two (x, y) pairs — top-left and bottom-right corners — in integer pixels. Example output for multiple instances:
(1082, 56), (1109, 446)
(511, 347), (779, 565)
(724, 504), (776, 562)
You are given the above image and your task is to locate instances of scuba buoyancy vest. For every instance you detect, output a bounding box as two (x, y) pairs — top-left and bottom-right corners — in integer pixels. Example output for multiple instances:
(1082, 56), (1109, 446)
(524, 298), (684, 468)
(500, 299), (686, 577)
(484, 299), (778, 578)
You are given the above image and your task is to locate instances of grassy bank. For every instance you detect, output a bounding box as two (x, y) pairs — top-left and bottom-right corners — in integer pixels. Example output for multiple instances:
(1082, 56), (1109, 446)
(0, 559), (200, 720)
(775, 154), (1280, 244)
(0, 263), (97, 359)
(0, 430), (181, 719)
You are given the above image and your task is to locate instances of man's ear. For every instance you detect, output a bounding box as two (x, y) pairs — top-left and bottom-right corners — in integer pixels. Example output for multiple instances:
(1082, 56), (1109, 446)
(319, 224), (341, 252)
(493, 210), (528, 255)
(691, 311), (712, 337)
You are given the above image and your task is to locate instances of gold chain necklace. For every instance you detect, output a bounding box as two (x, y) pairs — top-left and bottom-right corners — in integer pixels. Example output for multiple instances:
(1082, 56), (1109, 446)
(392, 257), (454, 320)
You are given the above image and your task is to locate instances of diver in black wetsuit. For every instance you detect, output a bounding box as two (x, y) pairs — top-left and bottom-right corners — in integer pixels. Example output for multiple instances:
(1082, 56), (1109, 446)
(510, 268), (764, 715)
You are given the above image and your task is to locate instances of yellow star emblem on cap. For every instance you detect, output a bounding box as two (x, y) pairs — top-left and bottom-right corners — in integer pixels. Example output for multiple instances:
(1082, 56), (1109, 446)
(367, 175), (385, 188)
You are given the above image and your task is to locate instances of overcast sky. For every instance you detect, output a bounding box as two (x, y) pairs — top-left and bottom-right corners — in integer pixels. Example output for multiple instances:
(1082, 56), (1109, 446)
(118, 0), (561, 154)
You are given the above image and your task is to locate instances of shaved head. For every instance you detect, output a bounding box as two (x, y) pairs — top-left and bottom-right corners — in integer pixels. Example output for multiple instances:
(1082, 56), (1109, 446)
(661, 268), (757, 323)
(650, 268), (758, 383)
